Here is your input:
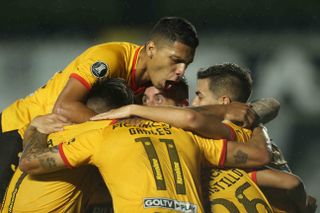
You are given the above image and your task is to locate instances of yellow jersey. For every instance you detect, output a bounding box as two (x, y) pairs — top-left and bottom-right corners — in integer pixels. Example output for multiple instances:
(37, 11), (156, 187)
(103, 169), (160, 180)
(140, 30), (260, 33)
(1, 42), (143, 132)
(1, 120), (112, 213)
(58, 120), (228, 213)
(204, 120), (273, 213)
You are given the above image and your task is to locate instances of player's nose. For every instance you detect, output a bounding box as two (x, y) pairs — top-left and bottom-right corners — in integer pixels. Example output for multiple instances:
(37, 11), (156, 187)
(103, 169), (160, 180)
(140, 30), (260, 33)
(145, 99), (156, 106)
(191, 97), (200, 107)
(175, 63), (187, 77)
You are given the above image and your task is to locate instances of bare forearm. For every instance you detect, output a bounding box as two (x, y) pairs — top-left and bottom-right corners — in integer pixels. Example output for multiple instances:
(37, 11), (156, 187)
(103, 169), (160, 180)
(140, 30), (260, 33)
(20, 127), (50, 170)
(286, 182), (308, 213)
(225, 126), (272, 168)
(20, 127), (62, 174)
(190, 105), (227, 119)
(250, 98), (280, 124)
(130, 105), (230, 139)
(129, 105), (196, 130)
(255, 168), (308, 212)
(53, 101), (96, 123)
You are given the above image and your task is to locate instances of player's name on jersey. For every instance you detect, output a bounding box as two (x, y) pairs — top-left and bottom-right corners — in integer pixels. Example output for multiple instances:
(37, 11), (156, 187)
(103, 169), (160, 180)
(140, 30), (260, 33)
(208, 168), (245, 194)
(111, 120), (173, 136)
(144, 198), (197, 213)
(128, 127), (172, 136)
(112, 120), (172, 129)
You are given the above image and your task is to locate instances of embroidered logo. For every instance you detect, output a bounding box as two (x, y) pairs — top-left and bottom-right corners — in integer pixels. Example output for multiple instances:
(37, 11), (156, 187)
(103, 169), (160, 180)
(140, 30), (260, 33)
(91, 61), (109, 78)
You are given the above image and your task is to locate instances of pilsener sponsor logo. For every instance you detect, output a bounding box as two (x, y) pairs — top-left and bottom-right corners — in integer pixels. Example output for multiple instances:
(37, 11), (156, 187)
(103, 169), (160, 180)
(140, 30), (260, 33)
(144, 198), (197, 213)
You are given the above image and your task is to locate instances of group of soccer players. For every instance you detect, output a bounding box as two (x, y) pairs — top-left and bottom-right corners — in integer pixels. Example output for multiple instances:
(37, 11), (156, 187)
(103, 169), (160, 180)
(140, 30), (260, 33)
(0, 17), (317, 212)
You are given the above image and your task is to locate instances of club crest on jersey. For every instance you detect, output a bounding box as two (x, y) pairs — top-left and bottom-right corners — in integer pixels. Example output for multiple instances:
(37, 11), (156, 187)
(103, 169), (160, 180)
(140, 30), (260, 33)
(91, 61), (109, 78)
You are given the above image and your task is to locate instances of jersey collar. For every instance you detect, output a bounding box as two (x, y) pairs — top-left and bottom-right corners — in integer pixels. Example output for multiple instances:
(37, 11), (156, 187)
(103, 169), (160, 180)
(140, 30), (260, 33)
(130, 46), (146, 95)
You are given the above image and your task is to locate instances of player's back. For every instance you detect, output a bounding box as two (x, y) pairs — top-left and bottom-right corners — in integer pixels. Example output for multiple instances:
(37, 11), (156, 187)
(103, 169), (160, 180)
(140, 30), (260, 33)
(1, 120), (113, 213)
(1, 42), (139, 132)
(60, 120), (227, 212)
(100, 121), (203, 212)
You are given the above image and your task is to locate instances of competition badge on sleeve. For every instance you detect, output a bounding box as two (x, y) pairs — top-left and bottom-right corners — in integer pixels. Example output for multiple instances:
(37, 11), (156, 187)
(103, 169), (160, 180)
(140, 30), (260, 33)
(91, 61), (109, 78)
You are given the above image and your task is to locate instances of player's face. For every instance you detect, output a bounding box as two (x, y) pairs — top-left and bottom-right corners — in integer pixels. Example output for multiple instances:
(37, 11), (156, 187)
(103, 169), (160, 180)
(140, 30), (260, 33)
(147, 41), (195, 90)
(192, 78), (220, 106)
(142, 86), (177, 106)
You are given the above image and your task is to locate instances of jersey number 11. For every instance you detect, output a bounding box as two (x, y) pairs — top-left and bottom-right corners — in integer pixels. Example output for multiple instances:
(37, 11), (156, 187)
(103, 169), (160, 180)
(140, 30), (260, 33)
(135, 137), (186, 195)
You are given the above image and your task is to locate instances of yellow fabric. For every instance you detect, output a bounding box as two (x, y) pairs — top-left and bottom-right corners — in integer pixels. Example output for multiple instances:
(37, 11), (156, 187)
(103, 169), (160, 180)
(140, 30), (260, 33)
(205, 120), (274, 213)
(59, 120), (227, 213)
(1, 42), (140, 132)
(1, 120), (112, 213)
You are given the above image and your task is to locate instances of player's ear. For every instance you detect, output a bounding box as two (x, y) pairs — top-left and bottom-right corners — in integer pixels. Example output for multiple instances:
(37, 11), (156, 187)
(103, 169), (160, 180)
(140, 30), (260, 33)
(146, 41), (156, 59)
(219, 96), (231, 105)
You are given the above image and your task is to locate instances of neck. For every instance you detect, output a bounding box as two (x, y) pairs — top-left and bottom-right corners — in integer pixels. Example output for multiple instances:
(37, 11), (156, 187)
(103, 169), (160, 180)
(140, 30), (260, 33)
(134, 46), (149, 87)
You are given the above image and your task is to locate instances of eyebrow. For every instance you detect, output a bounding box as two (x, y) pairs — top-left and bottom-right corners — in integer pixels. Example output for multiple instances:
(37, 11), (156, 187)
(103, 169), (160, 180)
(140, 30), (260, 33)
(155, 93), (165, 97)
(170, 55), (193, 64)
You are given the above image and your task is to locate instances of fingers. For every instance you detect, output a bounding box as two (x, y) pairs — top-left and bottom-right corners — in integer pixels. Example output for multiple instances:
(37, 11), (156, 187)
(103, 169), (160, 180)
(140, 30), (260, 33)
(54, 114), (70, 123)
(91, 107), (131, 121)
(90, 112), (111, 120)
(31, 113), (71, 134)
(226, 102), (258, 128)
(241, 105), (259, 128)
(306, 195), (317, 213)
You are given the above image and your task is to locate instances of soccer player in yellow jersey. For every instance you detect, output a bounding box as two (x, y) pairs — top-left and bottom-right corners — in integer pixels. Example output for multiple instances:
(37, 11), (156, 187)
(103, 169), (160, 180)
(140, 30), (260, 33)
(18, 114), (272, 213)
(1, 78), (134, 213)
(94, 64), (316, 212)
(0, 17), (199, 200)
(192, 64), (314, 213)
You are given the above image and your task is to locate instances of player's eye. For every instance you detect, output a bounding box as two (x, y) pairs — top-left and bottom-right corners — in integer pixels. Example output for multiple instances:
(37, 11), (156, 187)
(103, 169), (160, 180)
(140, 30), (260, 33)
(142, 95), (148, 105)
(155, 95), (164, 104)
(195, 92), (202, 99)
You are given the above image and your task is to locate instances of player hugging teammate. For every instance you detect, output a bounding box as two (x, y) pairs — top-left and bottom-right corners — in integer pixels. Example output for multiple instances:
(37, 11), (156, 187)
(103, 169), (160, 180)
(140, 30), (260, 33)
(0, 16), (317, 213)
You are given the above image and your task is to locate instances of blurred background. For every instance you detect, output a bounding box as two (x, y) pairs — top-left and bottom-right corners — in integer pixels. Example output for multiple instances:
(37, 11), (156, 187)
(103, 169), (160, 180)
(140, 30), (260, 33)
(1, 0), (319, 205)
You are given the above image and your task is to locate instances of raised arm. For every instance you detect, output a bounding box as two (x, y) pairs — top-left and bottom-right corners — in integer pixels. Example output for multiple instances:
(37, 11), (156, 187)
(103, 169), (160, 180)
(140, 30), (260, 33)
(91, 104), (233, 139)
(53, 78), (97, 123)
(224, 125), (272, 168)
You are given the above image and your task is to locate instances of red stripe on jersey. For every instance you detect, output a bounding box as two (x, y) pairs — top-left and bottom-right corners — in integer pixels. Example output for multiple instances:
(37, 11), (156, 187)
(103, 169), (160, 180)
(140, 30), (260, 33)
(223, 123), (236, 140)
(70, 73), (91, 90)
(218, 139), (228, 167)
(250, 171), (257, 184)
(130, 46), (146, 94)
(110, 119), (118, 125)
(58, 143), (73, 168)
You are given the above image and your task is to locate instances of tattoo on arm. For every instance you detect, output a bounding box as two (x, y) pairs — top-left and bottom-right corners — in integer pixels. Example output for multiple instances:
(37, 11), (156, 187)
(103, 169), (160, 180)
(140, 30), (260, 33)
(233, 150), (248, 164)
(37, 146), (59, 170)
(22, 129), (50, 161)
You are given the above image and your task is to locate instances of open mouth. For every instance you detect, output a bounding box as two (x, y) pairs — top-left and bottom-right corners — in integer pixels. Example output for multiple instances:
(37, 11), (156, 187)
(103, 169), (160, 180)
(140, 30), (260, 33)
(164, 80), (176, 90)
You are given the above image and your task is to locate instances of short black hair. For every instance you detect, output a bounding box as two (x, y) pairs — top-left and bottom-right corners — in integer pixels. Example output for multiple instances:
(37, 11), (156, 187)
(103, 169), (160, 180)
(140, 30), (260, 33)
(87, 78), (134, 109)
(197, 63), (252, 102)
(163, 77), (189, 105)
(150, 17), (199, 49)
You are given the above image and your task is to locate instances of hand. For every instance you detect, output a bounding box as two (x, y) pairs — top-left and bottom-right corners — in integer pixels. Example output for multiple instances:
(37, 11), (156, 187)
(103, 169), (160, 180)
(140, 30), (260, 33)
(224, 102), (259, 128)
(306, 195), (317, 213)
(30, 113), (71, 134)
(117, 118), (148, 127)
(90, 105), (134, 121)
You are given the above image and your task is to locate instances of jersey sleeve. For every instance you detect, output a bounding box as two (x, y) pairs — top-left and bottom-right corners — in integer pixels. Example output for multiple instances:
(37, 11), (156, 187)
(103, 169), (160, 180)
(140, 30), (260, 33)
(58, 128), (103, 168)
(70, 45), (125, 90)
(48, 120), (112, 147)
(247, 170), (257, 184)
(193, 134), (227, 167)
(222, 120), (252, 143)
